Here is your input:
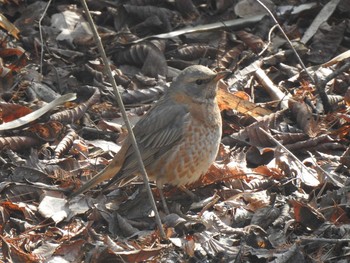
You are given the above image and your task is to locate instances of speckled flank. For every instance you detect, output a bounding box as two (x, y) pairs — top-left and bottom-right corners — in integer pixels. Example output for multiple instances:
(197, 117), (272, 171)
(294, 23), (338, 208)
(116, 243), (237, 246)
(153, 103), (222, 187)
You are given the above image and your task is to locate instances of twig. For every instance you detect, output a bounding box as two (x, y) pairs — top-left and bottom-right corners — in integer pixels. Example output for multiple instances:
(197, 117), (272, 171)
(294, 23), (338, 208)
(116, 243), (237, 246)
(258, 24), (278, 56)
(79, 0), (166, 239)
(259, 128), (318, 184)
(321, 60), (350, 86)
(130, 3), (316, 44)
(256, 0), (315, 84)
(254, 67), (291, 109)
(38, 0), (53, 74)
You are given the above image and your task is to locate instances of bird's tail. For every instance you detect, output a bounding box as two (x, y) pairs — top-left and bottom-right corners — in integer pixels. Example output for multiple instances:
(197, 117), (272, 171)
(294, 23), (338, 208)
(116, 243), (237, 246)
(68, 142), (129, 199)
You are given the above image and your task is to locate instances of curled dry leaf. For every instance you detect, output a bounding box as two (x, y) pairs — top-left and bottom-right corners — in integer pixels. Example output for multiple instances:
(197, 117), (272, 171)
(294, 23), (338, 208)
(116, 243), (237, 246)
(31, 241), (59, 260)
(272, 203), (291, 227)
(166, 44), (217, 61)
(202, 211), (245, 236)
(70, 139), (89, 159)
(115, 247), (165, 263)
(194, 230), (240, 258)
(50, 88), (100, 123)
(123, 4), (180, 33)
(219, 44), (245, 69)
(236, 30), (265, 54)
(114, 42), (168, 77)
(216, 30), (228, 67)
(6, 149), (25, 165)
(121, 85), (165, 104)
(0, 136), (41, 151)
(162, 213), (186, 229)
(325, 94), (343, 107)
(82, 63), (104, 82)
(134, 73), (158, 87)
(284, 134), (335, 152)
(272, 130), (308, 145)
(241, 190), (271, 212)
(326, 205), (350, 224)
(54, 126), (78, 158)
(28, 120), (63, 141)
(96, 119), (123, 133)
(245, 178), (276, 191)
(288, 99), (319, 137)
(132, 16), (164, 36)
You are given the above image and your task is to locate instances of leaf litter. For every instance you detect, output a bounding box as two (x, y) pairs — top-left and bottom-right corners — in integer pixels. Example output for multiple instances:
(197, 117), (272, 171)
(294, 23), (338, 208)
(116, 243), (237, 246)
(0, 0), (350, 262)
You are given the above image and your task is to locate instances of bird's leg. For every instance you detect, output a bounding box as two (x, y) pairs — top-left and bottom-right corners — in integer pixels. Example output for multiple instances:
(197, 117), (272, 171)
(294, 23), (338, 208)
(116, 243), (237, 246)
(158, 187), (170, 214)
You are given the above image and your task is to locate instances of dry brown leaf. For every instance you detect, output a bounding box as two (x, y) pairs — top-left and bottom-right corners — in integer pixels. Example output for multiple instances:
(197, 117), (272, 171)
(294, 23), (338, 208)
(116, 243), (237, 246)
(0, 102), (32, 122)
(217, 85), (272, 117)
(290, 200), (325, 230)
(0, 13), (20, 39)
(288, 99), (319, 137)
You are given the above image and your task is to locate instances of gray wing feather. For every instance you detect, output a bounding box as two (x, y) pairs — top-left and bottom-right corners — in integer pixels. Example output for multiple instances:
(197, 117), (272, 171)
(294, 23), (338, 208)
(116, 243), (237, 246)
(106, 97), (189, 184)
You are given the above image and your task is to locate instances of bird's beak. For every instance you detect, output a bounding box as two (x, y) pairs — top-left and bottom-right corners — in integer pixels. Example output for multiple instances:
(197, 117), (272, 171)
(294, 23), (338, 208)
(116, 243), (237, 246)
(214, 70), (231, 81)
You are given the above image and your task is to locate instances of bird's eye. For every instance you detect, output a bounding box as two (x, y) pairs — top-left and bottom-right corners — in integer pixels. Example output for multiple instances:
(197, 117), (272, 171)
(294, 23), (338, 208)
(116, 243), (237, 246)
(196, 79), (203, 85)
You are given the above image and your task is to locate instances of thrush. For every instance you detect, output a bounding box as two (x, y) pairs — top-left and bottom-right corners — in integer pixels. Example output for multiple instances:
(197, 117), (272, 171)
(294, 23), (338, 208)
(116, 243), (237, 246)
(69, 65), (228, 203)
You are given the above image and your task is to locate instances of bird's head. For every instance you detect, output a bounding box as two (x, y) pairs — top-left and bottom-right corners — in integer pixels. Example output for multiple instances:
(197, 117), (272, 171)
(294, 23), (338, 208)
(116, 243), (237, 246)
(169, 65), (229, 103)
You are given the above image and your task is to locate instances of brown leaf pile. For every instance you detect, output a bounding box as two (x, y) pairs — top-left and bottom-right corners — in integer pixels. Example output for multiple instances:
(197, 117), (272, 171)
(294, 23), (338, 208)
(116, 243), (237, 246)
(1, 0), (350, 262)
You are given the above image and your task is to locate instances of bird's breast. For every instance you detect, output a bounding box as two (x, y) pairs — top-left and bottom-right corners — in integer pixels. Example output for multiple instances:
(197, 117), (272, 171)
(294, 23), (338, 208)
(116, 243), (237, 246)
(153, 106), (222, 187)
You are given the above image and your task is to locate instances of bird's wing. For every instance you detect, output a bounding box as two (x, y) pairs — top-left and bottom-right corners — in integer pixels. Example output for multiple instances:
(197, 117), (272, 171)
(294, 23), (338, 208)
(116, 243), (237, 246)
(69, 97), (190, 198)
(113, 97), (190, 179)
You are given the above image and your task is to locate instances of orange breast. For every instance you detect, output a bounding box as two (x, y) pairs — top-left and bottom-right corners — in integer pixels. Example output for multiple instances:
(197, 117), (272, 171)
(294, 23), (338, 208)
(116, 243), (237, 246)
(151, 116), (222, 187)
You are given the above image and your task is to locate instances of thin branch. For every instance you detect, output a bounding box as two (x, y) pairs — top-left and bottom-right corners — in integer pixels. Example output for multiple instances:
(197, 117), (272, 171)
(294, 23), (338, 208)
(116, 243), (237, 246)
(259, 128), (319, 185)
(79, 0), (166, 239)
(38, 0), (53, 74)
(256, 0), (315, 83)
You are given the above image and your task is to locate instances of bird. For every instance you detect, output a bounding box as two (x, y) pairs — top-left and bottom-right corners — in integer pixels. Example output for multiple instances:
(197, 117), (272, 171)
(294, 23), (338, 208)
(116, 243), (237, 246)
(69, 65), (228, 205)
